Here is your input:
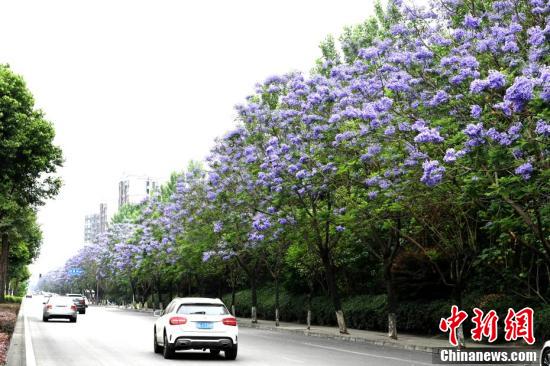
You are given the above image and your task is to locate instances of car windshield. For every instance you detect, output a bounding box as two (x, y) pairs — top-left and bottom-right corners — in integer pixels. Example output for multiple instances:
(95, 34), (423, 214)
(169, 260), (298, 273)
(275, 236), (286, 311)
(177, 303), (229, 315)
(50, 297), (74, 306)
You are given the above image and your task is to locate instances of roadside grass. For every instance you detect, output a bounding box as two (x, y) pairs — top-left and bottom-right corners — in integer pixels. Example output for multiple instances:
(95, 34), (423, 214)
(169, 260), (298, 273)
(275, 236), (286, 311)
(0, 303), (21, 365)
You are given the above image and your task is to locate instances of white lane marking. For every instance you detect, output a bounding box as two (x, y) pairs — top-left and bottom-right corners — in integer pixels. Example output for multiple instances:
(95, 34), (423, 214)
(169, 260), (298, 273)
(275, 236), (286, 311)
(280, 356), (305, 363)
(24, 303), (37, 366)
(303, 342), (432, 366)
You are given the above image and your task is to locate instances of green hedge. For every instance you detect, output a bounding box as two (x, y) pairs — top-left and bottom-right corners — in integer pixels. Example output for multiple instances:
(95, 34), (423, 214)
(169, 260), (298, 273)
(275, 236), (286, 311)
(4, 295), (22, 304)
(223, 288), (550, 340)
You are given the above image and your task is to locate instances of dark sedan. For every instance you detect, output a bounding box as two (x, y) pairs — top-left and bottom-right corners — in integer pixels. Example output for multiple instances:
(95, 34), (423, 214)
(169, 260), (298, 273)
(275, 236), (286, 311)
(66, 293), (87, 314)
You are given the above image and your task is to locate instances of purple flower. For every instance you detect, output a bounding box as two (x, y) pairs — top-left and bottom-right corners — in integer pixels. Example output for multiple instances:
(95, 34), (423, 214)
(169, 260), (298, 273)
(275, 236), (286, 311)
(527, 26), (545, 46)
(206, 191), (217, 201)
(504, 76), (534, 111)
(515, 162), (533, 180)
(470, 105), (482, 118)
(464, 123), (484, 138)
(470, 79), (488, 94)
(213, 221), (223, 233)
(535, 120), (550, 137)
(512, 149), (523, 159)
(202, 251), (214, 262)
(365, 176), (379, 187)
(296, 170), (307, 179)
(414, 127), (444, 143)
(443, 148), (464, 163)
(384, 125), (396, 135)
(358, 47), (379, 60)
(428, 90), (449, 107)
(252, 213), (271, 231)
(367, 191), (378, 200)
(464, 15), (481, 28)
(421, 160), (445, 186)
(335, 225), (345, 232)
(487, 70), (506, 89)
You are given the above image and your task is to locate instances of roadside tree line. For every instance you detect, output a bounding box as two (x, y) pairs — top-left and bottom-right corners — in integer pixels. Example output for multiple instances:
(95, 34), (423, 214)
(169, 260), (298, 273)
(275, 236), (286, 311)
(40, 0), (549, 344)
(0, 65), (63, 300)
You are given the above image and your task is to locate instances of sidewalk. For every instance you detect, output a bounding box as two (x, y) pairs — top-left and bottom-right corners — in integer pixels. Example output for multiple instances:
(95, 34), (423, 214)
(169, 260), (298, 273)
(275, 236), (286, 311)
(235, 317), (509, 353)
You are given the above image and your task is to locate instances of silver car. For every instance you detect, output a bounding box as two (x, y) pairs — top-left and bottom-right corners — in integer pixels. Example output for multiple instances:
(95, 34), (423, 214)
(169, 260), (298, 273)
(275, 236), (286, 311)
(43, 296), (78, 322)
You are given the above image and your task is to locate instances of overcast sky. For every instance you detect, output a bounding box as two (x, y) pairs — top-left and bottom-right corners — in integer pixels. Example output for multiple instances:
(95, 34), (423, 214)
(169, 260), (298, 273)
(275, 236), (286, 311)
(0, 0), (380, 281)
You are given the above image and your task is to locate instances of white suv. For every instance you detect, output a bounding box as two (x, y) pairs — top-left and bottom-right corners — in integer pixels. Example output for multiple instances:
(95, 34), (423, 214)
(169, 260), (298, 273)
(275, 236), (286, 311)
(153, 297), (238, 360)
(541, 341), (550, 366)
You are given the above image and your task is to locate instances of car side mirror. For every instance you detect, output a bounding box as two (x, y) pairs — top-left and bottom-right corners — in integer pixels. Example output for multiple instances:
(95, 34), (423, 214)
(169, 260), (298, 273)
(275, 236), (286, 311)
(153, 310), (162, 317)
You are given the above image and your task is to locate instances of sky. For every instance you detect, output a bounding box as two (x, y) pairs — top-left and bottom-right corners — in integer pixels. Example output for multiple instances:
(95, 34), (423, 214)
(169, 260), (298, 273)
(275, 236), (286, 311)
(0, 0), (380, 281)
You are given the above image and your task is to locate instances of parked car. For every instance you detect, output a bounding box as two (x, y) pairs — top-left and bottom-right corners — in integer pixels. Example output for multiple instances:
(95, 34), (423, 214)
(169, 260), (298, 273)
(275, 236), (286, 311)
(153, 297), (238, 360)
(43, 296), (78, 322)
(25, 293), (32, 298)
(541, 341), (550, 366)
(66, 293), (86, 314)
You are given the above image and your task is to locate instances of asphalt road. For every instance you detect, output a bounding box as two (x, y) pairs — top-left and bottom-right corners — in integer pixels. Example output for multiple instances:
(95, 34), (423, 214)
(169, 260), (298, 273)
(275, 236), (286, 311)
(23, 296), (433, 366)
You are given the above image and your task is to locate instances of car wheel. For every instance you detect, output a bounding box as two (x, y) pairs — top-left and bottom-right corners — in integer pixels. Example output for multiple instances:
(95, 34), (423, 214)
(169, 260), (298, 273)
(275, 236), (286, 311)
(163, 332), (175, 359)
(210, 349), (220, 356)
(225, 344), (238, 360)
(70, 317), (77, 323)
(153, 328), (162, 354)
(42, 316), (48, 322)
(542, 348), (550, 366)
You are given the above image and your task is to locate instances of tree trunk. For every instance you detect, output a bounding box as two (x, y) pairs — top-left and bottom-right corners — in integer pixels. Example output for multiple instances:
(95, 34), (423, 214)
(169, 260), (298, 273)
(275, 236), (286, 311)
(231, 285), (236, 314)
(0, 233), (9, 302)
(320, 247), (347, 334)
(275, 276), (280, 326)
(384, 262), (398, 339)
(251, 275), (258, 323)
(307, 282), (313, 330)
(453, 283), (466, 348)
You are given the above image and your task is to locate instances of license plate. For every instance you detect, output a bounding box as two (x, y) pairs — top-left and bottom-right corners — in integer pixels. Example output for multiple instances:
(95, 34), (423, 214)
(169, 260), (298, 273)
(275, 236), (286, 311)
(196, 322), (213, 329)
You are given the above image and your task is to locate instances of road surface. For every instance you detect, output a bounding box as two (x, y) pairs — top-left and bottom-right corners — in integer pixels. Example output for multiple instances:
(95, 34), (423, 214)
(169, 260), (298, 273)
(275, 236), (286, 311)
(23, 296), (433, 366)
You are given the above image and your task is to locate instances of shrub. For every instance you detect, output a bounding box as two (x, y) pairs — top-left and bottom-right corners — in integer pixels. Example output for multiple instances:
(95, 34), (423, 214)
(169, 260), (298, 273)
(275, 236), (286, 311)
(3, 296), (22, 304)
(535, 306), (550, 342)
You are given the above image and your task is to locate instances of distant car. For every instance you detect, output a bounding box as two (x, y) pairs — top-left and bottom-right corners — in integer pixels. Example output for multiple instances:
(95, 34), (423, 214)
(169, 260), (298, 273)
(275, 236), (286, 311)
(153, 297), (238, 360)
(541, 341), (550, 366)
(43, 296), (77, 322)
(66, 294), (86, 314)
(25, 293), (32, 298)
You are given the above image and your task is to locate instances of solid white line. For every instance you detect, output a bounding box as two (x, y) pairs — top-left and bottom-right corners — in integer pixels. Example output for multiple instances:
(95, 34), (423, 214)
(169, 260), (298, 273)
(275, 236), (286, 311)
(23, 303), (37, 366)
(303, 342), (432, 366)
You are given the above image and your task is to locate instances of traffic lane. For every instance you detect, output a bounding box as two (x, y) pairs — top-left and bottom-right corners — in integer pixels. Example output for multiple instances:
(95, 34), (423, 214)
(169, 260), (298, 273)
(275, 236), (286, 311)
(26, 297), (162, 366)
(25, 298), (432, 365)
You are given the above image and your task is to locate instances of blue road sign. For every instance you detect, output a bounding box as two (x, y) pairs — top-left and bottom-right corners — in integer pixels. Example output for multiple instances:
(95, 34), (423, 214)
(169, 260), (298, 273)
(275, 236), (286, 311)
(68, 268), (84, 276)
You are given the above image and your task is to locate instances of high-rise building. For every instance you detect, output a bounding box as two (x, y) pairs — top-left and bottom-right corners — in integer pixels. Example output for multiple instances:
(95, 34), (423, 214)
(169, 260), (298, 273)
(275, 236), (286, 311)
(84, 203), (108, 243)
(99, 203), (108, 234)
(84, 214), (100, 243)
(118, 175), (158, 208)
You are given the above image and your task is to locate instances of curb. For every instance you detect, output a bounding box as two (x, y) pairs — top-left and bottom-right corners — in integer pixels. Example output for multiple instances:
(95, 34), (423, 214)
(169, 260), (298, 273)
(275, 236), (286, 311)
(6, 302), (26, 366)
(104, 305), (154, 313)
(237, 321), (435, 353)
